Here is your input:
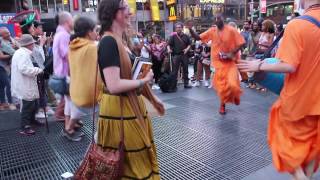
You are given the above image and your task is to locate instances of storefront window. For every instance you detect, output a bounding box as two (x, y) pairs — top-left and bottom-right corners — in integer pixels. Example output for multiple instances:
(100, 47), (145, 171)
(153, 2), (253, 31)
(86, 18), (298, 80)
(63, 0), (70, 12)
(48, 0), (55, 13)
(137, 1), (164, 11)
(55, 0), (64, 12)
(138, 21), (165, 38)
(32, 0), (40, 11)
(82, 0), (98, 12)
(40, 0), (48, 13)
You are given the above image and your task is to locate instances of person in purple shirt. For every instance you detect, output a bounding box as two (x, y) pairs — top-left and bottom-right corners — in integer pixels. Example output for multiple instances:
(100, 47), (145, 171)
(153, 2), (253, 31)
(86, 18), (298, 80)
(53, 12), (83, 141)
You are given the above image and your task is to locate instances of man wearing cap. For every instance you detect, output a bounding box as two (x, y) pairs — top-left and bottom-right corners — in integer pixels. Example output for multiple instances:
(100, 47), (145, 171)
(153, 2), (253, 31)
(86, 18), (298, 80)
(11, 34), (44, 136)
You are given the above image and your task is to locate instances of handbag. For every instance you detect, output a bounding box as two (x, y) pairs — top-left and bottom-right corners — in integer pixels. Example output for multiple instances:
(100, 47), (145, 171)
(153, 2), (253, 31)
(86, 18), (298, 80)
(48, 75), (69, 95)
(202, 58), (211, 66)
(74, 59), (125, 180)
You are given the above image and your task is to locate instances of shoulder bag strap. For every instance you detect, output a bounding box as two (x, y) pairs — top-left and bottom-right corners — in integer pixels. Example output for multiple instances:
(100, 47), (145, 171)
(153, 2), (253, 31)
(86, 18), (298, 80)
(296, 15), (320, 28)
(175, 34), (187, 48)
(119, 96), (124, 143)
(91, 54), (99, 141)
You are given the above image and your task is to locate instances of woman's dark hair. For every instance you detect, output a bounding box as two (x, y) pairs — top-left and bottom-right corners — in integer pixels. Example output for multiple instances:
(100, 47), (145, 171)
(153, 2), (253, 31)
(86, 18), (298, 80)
(70, 16), (96, 41)
(98, 0), (122, 35)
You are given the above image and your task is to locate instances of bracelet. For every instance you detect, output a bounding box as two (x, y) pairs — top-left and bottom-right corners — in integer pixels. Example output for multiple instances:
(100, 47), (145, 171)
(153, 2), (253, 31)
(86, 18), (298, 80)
(138, 80), (144, 88)
(257, 62), (264, 72)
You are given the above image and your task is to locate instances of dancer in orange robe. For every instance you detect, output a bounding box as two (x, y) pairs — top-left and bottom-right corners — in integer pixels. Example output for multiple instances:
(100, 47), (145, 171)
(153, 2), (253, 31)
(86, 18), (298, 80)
(189, 14), (245, 114)
(237, 1), (320, 179)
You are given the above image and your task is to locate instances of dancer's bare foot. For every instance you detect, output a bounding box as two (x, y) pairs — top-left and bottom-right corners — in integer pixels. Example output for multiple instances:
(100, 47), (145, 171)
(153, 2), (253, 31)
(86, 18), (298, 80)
(219, 104), (226, 115)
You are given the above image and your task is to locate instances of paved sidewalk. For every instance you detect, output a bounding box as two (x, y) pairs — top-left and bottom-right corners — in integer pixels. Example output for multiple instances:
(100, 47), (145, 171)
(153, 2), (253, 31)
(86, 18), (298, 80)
(0, 84), (318, 179)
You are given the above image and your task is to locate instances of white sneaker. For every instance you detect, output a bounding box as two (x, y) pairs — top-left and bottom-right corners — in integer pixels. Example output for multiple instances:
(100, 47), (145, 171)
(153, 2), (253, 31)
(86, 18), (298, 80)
(152, 84), (160, 90)
(46, 108), (55, 116)
(204, 80), (209, 87)
(35, 111), (46, 119)
(193, 81), (200, 87)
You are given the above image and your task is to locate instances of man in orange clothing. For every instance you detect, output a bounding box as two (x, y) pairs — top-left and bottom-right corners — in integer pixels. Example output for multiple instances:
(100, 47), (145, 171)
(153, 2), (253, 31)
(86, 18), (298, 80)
(188, 14), (245, 114)
(237, 1), (320, 179)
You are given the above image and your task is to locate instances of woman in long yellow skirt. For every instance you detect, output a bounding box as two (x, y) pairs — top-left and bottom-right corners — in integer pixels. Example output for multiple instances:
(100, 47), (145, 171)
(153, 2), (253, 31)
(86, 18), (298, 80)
(97, 0), (165, 179)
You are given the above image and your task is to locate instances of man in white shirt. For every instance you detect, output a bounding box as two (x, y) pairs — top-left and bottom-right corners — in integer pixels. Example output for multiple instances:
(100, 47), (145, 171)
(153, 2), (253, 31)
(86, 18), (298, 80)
(11, 34), (43, 136)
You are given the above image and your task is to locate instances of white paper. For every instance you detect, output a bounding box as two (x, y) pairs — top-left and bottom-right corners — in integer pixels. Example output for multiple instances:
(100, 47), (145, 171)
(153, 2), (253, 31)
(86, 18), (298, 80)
(61, 172), (74, 179)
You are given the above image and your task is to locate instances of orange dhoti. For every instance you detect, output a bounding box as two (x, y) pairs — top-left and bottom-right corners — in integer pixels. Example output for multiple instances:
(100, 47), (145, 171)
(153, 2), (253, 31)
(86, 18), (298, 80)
(213, 63), (242, 105)
(268, 100), (320, 173)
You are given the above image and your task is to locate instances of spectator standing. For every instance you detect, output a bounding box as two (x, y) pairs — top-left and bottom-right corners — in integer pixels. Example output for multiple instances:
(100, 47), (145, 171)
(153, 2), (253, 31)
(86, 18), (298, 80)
(53, 12), (84, 141)
(193, 42), (211, 87)
(20, 18), (49, 123)
(168, 22), (192, 89)
(250, 21), (262, 55)
(0, 27), (18, 110)
(11, 34), (43, 135)
(150, 34), (166, 90)
(241, 21), (254, 55)
(257, 20), (275, 54)
(68, 16), (101, 140)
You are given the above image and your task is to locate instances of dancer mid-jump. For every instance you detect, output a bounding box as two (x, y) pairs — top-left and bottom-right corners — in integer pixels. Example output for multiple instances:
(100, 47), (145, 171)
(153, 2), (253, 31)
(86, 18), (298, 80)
(188, 14), (245, 115)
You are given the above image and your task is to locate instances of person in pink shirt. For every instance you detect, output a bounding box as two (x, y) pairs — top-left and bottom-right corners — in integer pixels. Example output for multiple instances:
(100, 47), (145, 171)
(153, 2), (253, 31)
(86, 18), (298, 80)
(53, 12), (83, 141)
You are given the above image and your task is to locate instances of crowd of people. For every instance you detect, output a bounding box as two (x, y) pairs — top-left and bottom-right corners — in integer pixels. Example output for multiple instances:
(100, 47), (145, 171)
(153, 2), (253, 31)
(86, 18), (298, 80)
(0, 0), (320, 179)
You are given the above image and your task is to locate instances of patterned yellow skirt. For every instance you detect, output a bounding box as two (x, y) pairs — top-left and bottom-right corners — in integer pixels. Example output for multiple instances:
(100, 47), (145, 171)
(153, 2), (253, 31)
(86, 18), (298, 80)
(97, 94), (160, 180)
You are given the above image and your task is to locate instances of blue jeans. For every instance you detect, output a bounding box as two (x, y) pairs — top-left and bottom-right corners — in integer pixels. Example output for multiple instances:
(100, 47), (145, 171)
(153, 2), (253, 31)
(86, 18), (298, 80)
(0, 67), (12, 104)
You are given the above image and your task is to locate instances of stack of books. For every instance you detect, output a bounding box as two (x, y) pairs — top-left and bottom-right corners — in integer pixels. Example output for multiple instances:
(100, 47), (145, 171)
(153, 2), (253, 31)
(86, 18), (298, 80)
(132, 57), (153, 80)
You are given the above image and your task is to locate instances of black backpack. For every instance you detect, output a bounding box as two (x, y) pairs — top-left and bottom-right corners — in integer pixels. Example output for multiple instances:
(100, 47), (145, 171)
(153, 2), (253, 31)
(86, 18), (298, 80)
(159, 54), (177, 93)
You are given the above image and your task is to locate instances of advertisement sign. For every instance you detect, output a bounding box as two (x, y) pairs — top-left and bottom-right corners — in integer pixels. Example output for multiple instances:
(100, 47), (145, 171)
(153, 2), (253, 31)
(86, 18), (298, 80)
(128, 0), (137, 14)
(73, 0), (79, 10)
(150, 0), (161, 21)
(260, 0), (267, 14)
(0, 13), (16, 23)
(199, 0), (224, 3)
(168, 5), (177, 21)
(167, 0), (176, 6)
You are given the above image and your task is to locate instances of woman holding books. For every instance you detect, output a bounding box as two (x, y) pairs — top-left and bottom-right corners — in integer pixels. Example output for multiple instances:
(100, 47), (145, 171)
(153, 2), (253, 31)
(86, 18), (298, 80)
(97, 0), (165, 179)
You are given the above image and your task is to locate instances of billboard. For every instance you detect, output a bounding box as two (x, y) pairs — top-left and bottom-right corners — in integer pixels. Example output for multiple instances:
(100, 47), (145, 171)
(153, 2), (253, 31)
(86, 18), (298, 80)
(0, 13), (15, 23)
(260, 0), (267, 14)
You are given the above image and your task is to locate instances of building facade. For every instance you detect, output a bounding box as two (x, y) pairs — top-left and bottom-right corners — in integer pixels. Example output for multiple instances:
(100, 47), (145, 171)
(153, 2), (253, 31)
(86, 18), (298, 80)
(1, 0), (294, 36)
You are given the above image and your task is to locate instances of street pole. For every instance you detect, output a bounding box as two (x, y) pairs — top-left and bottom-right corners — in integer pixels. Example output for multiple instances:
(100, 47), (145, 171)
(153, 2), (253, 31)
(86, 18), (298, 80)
(259, 0), (262, 18)
(142, 2), (146, 29)
(251, 0), (254, 22)
(245, 0), (247, 21)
